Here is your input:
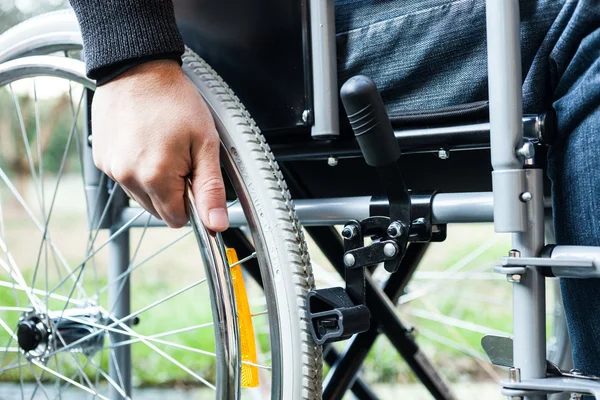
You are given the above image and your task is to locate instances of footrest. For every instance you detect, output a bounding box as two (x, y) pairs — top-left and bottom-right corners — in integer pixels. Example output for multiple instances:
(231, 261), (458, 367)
(307, 287), (370, 345)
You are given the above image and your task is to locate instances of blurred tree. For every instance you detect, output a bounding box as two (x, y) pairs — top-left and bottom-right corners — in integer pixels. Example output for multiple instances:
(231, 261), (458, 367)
(0, 0), (69, 33)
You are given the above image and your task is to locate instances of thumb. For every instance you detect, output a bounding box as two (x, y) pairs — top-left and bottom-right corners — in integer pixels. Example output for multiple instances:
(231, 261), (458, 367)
(191, 136), (228, 232)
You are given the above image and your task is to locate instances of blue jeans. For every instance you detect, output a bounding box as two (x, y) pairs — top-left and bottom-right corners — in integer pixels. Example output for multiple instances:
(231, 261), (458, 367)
(336, 0), (600, 381)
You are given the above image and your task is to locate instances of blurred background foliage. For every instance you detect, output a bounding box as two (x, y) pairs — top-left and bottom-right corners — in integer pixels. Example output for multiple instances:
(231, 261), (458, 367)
(0, 0), (68, 33)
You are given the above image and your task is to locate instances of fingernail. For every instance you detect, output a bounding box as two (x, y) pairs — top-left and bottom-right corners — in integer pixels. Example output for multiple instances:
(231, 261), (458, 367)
(208, 208), (229, 231)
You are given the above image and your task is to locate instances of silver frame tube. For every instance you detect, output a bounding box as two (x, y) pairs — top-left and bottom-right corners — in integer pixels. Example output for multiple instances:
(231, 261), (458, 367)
(487, 2), (547, 399)
(118, 192), (498, 229)
(309, 0), (340, 138)
(511, 169), (547, 398)
(486, 0), (524, 170)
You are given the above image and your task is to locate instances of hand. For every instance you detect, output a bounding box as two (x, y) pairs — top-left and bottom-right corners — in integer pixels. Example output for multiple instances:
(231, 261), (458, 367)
(91, 59), (228, 231)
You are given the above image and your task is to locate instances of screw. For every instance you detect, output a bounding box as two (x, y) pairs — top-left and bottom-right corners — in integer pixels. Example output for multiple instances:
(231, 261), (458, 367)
(438, 149), (450, 160)
(387, 222), (403, 238)
(343, 253), (355, 267)
(520, 192), (532, 202)
(509, 249), (521, 258)
(341, 225), (356, 239)
(509, 367), (521, 383)
(507, 274), (521, 283)
(569, 369), (584, 376)
(328, 156), (338, 167)
(383, 243), (398, 258)
(87, 134), (93, 145)
(516, 141), (535, 160)
(302, 109), (311, 123)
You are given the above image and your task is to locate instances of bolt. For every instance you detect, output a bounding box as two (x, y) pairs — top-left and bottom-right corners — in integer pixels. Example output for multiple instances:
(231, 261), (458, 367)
(328, 156), (338, 167)
(507, 274), (522, 283)
(509, 367), (521, 383)
(509, 249), (521, 258)
(302, 109), (311, 123)
(520, 192), (532, 202)
(87, 134), (93, 145)
(383, 243), (398, 258)
(438, 149), (450, 160)
(516, 141), (535, 160)
(387, 221), (403, 238)
(341, 225), (356, 239)
(343, 253), (355, 267)
(569, 369), (584, 376)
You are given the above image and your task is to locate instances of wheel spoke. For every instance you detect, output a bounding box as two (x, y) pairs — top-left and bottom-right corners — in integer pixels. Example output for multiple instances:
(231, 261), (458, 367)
(30, 89), (84, 293)
(99, 227), (192, 296)
(27, 364), (51, 400)
(47, 208), (145, 297)
(398, 236), (502, 305)
(0, 168), (87, 301)
(32, 359), (110, 400)
(408, 308), (510, 337)
(8, 84), (43, 212)
(47, 277), (206, 357)
(108, 316), (216, 390)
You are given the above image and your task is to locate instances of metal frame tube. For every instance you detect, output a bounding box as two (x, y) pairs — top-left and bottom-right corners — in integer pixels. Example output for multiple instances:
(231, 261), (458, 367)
(511, 169), (547, 400)
(108, 227), (131, 400)
(118, 192), (499, 229)
(309, 0), (339, 138)
(486, 0), (524, 170)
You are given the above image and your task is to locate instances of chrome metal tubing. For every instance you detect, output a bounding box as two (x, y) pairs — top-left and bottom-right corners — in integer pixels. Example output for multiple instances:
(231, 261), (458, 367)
(186, 185), (241, 399)
(118, 192), (496, 229)
(550, 246), (600, 279)
(486, 0), (524, 170)
(309, 0), (340, 138)
(108, 223), (132, 399)
(271, 114), (549, 162)
(512, 168), (547, 400)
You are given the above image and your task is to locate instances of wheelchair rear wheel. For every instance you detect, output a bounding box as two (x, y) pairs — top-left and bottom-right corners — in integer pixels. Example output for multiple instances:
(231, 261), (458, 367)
(0, 46), (321, 400)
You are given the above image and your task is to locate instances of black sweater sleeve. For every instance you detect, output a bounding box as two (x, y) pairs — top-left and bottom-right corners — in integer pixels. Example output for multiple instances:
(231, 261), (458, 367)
(69, 0), (185, 84)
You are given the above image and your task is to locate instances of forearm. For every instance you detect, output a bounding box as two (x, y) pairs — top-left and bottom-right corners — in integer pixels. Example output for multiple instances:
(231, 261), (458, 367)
(69, 0), (184, 84)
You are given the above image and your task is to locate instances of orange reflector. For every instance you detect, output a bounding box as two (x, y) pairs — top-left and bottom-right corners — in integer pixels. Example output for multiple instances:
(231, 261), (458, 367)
(226, 248), (259, 388)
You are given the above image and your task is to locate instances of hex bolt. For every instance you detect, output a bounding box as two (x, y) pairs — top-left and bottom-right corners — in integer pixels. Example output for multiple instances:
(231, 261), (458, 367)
(328, 156), (338, 167)
(509, 249), (521, 258)
(569, 369), (583, 376)
(438, 149), (450, 160)
(509, 367), (521, 383)
(302, 109), (311, 123)
(341, 225), (356, 240)
(520, 192), (532, 202)
(343, 253), (356, 267)
(516, 141), (535, 159)
(387, 221), (403, 238)
(383, 243), (398, 258)
(507, 274), (522, 283)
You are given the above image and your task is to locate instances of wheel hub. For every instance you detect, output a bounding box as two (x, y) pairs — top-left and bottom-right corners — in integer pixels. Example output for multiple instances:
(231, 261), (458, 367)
(18, 307), (106, 360)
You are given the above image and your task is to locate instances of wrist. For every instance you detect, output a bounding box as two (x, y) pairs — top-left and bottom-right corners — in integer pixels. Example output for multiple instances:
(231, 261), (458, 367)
(104, 59), (183, 88)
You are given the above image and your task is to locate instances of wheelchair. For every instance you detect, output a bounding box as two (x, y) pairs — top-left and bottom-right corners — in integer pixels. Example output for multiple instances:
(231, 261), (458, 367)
(0, 0), (595, 399)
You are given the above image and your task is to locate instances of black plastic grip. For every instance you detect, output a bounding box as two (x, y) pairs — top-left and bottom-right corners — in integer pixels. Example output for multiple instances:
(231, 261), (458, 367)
(340, 75), (401, 167)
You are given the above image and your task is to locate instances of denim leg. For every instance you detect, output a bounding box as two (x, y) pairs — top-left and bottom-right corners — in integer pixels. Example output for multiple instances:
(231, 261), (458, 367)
(547, 1), (600, 383)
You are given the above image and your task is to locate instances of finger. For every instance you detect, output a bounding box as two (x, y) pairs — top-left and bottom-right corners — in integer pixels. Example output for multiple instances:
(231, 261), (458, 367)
(109, 168), (161, 220)
(191, 136), (228, 232)
(146, 176), (189, 229)
(123, 185), (161, 221)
